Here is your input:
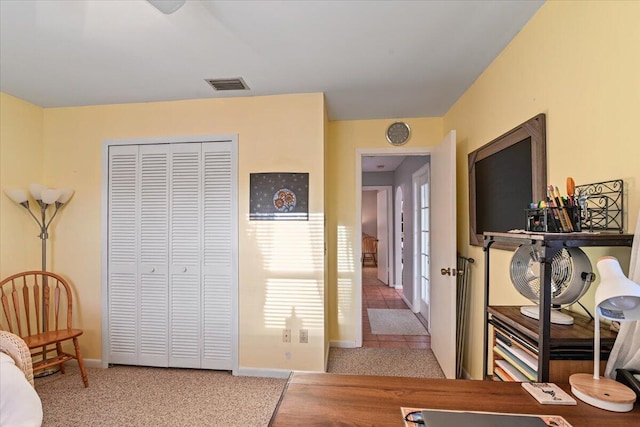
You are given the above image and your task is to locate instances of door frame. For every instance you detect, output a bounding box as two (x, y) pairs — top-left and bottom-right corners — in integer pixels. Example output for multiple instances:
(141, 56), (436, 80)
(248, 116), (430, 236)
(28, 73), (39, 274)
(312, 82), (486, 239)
(412, 163), (430, 322)
(355, 147), (429, 347)
(394, 186), (404, 290)
(362, 185), (393, 286)
(100, 134), (239, 371)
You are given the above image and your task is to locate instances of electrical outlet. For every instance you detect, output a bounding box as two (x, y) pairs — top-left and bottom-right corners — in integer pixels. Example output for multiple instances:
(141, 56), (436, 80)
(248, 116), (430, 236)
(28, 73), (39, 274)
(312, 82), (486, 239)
(299, 328), (308, 343)
(282, 329), (291, 343)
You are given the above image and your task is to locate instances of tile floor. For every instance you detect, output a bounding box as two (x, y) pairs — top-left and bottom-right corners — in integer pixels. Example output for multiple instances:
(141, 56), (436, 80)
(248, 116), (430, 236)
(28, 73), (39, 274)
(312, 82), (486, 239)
(362, 266), (431, 349)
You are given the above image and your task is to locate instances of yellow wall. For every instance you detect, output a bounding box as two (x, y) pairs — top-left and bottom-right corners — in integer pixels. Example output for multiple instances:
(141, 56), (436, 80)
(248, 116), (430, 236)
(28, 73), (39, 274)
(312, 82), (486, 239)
(326, 118), (443, 343)
(2, 93), (326, 372)
(444, 1), (640, 379)
(0, 93), (44, 277)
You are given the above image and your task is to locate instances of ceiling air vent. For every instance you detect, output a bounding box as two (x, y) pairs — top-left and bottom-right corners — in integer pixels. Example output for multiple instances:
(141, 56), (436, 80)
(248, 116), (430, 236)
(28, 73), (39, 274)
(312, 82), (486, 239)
(205, 77), (249, 91)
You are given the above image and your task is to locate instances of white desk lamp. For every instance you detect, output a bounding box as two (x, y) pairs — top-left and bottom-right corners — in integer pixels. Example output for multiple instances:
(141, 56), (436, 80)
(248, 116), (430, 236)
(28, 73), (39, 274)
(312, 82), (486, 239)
(569, 256), (640, 412)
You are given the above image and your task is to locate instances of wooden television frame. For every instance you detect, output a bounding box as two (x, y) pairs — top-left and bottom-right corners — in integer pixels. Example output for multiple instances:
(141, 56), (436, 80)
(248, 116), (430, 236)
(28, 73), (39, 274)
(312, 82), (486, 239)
(468, 114), (547, 247)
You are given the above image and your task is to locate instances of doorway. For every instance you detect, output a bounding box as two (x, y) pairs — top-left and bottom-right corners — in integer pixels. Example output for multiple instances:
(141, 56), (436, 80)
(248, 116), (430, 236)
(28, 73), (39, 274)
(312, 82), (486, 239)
(356, 149), (430, 349)
(361, 186), (392, 286)
(354, 132), (457, 378)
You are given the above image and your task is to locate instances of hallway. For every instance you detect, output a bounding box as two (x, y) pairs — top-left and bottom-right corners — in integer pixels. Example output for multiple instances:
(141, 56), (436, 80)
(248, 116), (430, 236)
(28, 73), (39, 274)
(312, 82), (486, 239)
(361, 266), (431, 349)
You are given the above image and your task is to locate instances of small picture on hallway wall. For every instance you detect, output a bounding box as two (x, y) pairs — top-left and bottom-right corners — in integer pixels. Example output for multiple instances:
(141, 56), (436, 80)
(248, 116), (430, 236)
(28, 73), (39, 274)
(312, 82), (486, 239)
(250, 172), (309, 220)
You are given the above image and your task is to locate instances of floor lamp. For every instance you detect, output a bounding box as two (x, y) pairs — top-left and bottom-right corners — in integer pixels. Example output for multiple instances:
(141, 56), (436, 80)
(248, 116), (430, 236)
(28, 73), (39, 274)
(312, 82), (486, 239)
(569, 256), (640, 412)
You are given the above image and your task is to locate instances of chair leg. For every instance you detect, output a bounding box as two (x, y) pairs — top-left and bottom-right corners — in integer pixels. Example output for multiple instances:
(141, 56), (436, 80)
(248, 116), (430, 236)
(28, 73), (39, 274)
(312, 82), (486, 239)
(55, 342), (66, 374)
(72, 337), (89, 388)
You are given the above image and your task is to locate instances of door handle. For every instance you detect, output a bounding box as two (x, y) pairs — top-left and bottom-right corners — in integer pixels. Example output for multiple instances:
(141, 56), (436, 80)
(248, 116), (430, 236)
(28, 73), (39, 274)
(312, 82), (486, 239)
(150, 267), (155, 273)
(182, 267), (187, 273)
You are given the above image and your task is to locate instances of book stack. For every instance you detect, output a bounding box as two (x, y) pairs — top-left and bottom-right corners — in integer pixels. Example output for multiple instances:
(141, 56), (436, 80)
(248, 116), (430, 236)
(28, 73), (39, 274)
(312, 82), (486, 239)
(493, 327), (538, 382)
(489, 311), (612, 383)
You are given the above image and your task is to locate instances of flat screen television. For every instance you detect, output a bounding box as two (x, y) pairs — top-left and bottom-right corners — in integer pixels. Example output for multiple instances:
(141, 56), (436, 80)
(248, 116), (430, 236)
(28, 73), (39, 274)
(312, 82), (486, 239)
(468, 114), (547, 247)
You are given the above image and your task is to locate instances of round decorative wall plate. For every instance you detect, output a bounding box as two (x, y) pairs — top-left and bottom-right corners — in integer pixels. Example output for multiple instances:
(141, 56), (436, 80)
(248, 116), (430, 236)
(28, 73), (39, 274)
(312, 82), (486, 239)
(273, 188), (296, 212)
(386, 121), (411, 146)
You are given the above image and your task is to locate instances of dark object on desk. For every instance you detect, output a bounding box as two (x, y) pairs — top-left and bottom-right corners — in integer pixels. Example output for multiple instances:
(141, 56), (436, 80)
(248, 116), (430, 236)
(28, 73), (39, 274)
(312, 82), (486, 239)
(616, 369), (640, 400)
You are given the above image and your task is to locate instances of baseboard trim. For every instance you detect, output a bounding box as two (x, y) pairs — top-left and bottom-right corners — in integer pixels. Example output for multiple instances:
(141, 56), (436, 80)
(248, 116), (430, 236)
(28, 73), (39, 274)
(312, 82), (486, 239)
(400, 293), (416, 311)
(235, 367), (292, 379)
(63, 358), (104, 369)
(461, 367), (471, 380)
(330, 340), (356, 348)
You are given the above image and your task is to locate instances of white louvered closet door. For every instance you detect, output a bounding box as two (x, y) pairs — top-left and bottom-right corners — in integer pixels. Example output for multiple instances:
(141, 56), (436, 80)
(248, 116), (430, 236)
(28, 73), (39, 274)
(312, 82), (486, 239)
(108, 145), (140, 365)
(168, 143), (203, 368)
(201, 142), (236, 370)
(138, 144), (170, 366)
(108, 139), (236, 370)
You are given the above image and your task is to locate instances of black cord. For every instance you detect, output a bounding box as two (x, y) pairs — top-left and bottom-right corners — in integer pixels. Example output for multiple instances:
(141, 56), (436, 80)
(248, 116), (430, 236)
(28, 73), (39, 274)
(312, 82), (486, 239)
(577, 301), (594, 321)
(404, 411), (425, 425)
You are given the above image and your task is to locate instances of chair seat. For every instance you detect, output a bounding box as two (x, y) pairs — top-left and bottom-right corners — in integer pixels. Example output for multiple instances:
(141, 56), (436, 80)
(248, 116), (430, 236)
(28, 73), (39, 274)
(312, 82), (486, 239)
(23, 329), (84, 349)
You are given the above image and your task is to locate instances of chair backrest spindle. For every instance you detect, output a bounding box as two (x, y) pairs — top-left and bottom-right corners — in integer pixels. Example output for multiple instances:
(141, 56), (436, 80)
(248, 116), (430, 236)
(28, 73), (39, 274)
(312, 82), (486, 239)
(22, 284), (32, 337)
(32, 277), (41, 335)
(11, 285), (23, 337)
(1, 289), (14, 333)
(54, 283), (61, 331)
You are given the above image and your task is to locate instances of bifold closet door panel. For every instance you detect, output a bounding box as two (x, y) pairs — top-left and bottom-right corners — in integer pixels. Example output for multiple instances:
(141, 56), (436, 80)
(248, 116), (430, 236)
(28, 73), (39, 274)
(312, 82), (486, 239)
(168, 143), (203, 368)
(138, 144), (170, 367)
(108, 145), (140, 365)
(201, 142), (236, 370)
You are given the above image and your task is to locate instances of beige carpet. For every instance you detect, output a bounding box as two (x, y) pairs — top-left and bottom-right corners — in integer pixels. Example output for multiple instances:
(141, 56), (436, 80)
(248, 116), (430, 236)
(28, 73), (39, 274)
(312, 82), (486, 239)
(35, 348), (444, 426)
(35, 365), (285, 427)
(327, 347), (445, 378)
(368, 308), (428, 335)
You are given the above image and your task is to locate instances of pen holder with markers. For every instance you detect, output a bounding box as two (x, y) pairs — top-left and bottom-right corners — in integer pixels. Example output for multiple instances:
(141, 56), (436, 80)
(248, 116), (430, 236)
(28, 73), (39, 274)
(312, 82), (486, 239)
(525, 206), (582, 233)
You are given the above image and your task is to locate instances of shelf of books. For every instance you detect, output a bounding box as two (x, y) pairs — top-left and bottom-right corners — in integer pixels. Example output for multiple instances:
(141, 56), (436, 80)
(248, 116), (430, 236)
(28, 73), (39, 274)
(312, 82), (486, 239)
(488, 306), (616, 383)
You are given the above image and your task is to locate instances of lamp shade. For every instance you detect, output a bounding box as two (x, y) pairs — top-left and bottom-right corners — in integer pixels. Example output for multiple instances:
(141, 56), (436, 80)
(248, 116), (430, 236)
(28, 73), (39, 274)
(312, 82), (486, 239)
(41, 189), (62, 205)
(57, 188), (75, 204)
(4, 188), (29, 204)
(147, 0), (186, 14)
(28, 183), (46, 201)
(595, 256), (640, 321)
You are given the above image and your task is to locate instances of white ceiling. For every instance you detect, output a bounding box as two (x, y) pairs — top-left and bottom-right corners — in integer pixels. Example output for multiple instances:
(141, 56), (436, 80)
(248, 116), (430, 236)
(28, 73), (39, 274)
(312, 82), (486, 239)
(362, 156), (407, 173)
(0, 0), (543, 121)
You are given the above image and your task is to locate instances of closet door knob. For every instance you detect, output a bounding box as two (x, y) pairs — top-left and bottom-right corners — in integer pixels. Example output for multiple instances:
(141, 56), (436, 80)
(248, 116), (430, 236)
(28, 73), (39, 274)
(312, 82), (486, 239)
(150, 267), (155, 273)
(182, 267), (187, 273)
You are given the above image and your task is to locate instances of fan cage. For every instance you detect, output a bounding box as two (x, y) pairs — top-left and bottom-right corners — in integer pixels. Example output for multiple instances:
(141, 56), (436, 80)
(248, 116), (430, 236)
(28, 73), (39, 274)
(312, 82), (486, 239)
(510, 245), (592, 305)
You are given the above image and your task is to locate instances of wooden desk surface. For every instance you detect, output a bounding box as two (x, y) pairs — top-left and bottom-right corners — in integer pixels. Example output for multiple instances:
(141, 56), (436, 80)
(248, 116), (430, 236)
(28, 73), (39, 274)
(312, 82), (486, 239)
(269, 372), (640, 426)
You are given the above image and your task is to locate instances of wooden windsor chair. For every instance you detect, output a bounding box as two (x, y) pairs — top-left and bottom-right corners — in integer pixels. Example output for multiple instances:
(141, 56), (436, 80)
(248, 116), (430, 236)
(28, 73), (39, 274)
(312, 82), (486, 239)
(361, 235), (378, 266)
(0, 271), (89, 387)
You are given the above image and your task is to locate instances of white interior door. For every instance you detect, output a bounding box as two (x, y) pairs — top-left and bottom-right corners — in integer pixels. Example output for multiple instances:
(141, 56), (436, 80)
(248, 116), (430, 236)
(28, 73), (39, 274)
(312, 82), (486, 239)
(429, 130), (457, 379)
(376, 190), (389, 285)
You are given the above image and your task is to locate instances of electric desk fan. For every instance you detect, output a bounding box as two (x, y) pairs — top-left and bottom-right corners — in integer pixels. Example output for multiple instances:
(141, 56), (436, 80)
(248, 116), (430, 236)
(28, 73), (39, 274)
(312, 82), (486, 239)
(510, 244), (595, 325)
